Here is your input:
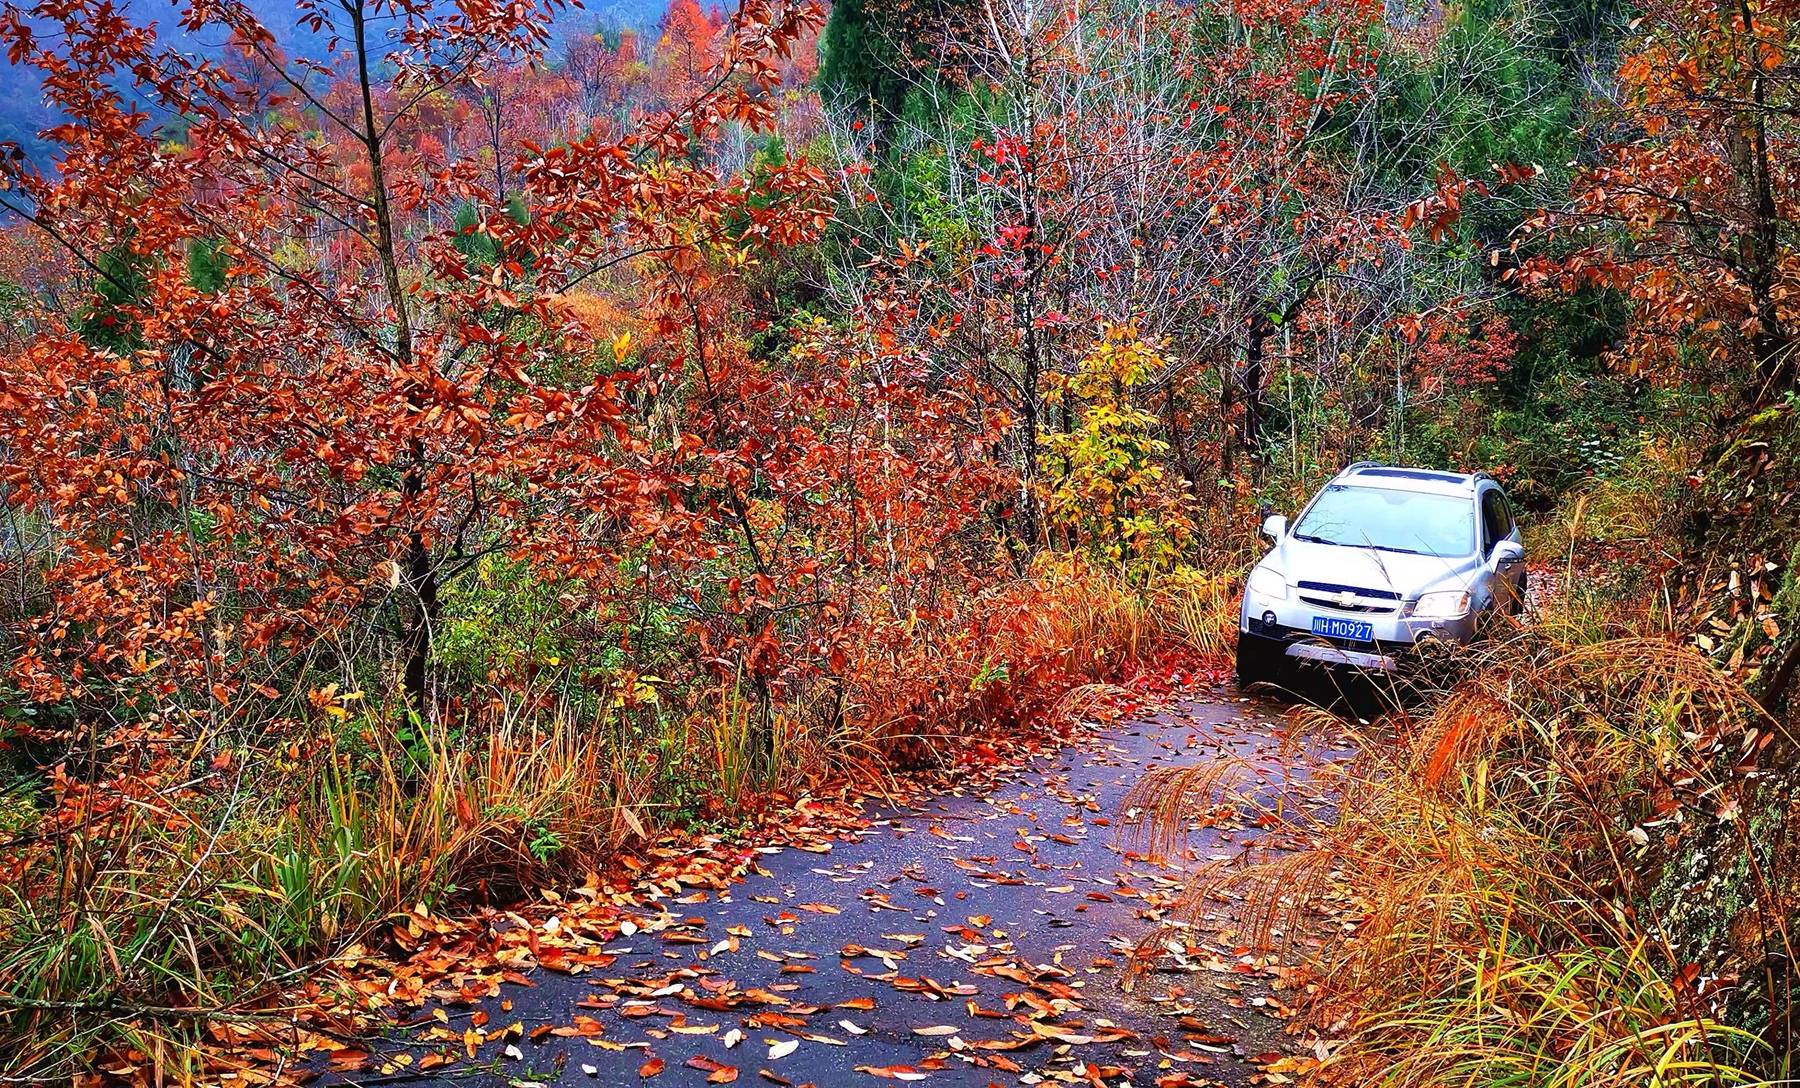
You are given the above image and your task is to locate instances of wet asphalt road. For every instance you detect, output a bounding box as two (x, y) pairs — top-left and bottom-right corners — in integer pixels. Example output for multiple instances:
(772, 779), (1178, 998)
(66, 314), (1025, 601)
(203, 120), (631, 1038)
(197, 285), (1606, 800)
(348, 682), (1354, 1087)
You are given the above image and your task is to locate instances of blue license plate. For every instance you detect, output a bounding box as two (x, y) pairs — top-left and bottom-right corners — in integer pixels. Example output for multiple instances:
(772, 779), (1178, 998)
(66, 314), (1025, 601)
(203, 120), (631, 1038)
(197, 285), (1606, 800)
(1312, 616), (1374, 641)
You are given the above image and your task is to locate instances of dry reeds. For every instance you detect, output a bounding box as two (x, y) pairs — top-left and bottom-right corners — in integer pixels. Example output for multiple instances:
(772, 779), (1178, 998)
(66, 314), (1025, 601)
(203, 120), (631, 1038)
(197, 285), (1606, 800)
(833, 555), (1158, 765)
(0, 701), (645, 1081)
(1126, 622), (1793, 1086)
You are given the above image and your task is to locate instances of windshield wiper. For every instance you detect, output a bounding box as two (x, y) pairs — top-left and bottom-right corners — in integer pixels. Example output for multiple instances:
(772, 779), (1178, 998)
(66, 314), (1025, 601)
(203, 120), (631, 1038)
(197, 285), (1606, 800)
(1372, 544), (1429, 556)
(1294, 532), (1422, 555)
(1299, 533), (1433, 556)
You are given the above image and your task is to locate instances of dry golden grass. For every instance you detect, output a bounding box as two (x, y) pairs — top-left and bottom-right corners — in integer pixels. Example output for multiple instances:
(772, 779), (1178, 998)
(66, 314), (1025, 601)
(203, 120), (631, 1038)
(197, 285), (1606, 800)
(0, 703), (646, 1080)
(830, 555), (1157, 767)
(1126, 619), (1793, 1087)
(1148, 566), (1242, 660)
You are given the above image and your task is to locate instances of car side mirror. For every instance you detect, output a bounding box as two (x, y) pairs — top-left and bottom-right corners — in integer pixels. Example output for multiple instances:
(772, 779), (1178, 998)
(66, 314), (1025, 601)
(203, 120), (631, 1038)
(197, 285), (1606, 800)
(1260, 514), (1287, 542)
(1491, 539), (1523, 566)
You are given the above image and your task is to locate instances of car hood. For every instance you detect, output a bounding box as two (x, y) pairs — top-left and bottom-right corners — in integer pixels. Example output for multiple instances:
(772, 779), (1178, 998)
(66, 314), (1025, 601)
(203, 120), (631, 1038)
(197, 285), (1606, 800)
(1263, 537), (1481, 597)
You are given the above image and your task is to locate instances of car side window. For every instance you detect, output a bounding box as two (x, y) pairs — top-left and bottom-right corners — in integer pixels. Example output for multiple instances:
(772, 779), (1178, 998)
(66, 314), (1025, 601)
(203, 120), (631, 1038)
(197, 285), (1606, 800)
(1480, 489), (1510, 554)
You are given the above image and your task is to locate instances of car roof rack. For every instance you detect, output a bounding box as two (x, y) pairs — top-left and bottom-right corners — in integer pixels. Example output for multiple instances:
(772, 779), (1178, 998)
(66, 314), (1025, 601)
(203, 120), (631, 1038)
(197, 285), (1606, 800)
(1340, 463), (1482, 487)
(1339, 461), (1498, 491)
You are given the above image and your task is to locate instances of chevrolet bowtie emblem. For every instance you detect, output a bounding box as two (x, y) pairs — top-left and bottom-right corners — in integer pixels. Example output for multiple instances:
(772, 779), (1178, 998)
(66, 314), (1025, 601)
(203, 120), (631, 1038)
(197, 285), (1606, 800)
(1336, 591), (1355, 607)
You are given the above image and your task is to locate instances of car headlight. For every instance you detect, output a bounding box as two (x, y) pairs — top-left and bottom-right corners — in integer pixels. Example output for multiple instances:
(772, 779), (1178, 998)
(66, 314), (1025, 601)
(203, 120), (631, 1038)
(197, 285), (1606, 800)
(1406, 590), (1470, 619)
(1246, 565), (1288, 601)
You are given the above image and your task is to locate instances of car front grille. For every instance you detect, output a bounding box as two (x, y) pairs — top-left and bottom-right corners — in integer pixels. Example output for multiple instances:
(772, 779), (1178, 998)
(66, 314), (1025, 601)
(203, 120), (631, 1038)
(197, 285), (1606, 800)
(1295, 580), (1401, 614)
(1296, 595), (1395, 613)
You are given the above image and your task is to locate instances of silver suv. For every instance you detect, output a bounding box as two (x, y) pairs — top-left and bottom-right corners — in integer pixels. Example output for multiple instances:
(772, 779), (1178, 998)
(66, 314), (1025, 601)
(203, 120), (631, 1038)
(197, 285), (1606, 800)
(1236, 463), (1526, 683)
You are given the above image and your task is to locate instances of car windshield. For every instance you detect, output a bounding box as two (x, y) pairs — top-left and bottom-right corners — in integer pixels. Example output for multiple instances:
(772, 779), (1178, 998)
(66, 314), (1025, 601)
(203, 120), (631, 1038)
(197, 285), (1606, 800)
(1290, 484), (1475, 557)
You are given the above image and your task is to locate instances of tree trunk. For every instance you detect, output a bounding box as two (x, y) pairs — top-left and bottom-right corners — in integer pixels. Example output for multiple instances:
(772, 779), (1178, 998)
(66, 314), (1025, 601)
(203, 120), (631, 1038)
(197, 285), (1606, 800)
(1219, 351), (1236, 475)
(1016, 35), (1045, 557)
(1240, 311), (1271, 462)
(1164, 374), (1198, 492)
(1019, 314), (1041, 550)
(351, 0), (433, 715)
(1727, 0), (1792, 406)
(402, 528), (437, 710)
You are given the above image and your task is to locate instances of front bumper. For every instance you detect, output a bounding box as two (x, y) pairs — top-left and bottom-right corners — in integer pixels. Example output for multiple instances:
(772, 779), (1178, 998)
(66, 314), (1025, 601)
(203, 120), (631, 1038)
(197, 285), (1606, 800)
(1240, 588), (1478, 672)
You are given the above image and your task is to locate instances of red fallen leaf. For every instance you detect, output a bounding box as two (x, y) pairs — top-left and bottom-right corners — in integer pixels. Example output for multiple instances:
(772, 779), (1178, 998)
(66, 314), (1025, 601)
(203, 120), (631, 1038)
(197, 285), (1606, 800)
(326, 1050), (370, 1070)
(687, 1056), (739, 1083)
(747, 1012), (810, 1030)
(639, 1056), (665, 1077)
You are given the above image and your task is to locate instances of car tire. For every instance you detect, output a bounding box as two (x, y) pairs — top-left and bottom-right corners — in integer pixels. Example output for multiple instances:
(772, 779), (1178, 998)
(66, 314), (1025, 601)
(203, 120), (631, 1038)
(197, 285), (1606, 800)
(1235, 634), (1282, 689)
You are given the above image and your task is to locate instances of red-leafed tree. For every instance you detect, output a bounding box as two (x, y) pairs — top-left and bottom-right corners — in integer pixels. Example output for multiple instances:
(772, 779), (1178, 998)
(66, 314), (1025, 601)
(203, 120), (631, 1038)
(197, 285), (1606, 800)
(653, 0), (726, 107)
(0, 0), (829, 724)
(1519, 0), (1800, 420)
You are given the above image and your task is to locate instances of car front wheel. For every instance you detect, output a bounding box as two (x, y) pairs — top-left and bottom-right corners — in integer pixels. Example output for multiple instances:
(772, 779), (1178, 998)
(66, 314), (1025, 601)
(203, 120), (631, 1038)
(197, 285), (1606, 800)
(1235, 633), (1283, 689)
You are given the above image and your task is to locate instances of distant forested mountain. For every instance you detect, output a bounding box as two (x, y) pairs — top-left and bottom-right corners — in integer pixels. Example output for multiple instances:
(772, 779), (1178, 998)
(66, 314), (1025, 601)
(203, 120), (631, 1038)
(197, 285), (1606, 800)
(0, 0), (672, 169)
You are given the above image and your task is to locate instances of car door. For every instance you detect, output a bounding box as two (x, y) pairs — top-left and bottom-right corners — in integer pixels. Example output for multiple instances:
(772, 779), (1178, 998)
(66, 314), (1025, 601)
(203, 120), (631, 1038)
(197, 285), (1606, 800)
(1479, 486), (1524, 612)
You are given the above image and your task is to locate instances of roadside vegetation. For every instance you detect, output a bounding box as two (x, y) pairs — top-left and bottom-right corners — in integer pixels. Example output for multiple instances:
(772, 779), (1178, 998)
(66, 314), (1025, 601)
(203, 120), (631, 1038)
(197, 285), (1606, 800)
(1, 0), (1798, 1082)
(1131, 462), (1800, 1086)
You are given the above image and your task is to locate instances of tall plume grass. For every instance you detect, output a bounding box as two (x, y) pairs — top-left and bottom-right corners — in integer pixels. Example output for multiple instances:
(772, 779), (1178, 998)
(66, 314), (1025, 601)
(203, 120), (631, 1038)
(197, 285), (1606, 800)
(0, 702), (643, 1081)
(1127, 616), (1795, 1086)
(1148, 566), (1242, 660)
(827, 555), (1158, 769)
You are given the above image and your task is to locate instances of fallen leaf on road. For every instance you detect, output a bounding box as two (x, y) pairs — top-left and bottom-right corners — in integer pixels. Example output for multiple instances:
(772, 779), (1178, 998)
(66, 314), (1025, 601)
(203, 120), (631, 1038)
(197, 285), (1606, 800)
(688, 1055), (740, 1083)
(856, 1065), (928, 1081)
